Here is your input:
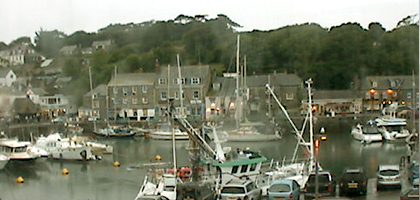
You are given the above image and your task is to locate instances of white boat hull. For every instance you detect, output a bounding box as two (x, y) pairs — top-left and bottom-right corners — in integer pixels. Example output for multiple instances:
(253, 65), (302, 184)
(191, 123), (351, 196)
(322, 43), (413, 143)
(0, 154), (9, 170)
(50, 146), (96, 160)
(149, 130), (189, 140)
(220, 131), (281, 142)
(351, 126), (383, 143)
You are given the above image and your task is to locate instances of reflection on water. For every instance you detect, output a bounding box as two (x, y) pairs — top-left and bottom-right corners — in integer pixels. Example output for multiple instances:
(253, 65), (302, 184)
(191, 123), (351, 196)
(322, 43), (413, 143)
(0, 118), (412, 200)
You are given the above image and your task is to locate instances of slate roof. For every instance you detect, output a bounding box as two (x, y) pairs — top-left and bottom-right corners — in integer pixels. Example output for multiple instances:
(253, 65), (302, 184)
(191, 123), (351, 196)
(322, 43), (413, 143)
(157, 65), (210, 79)
(0, 69), (11, 77)
(208, 77), (236, 97)
(310, 90), (362, 100)
(84, 84), (107, 97)
(13, 98), (41, 114)
(59, 45), (78, 54)
(361, 75), (419, 90)
(108, 73), (156, 86)
(246, 73), (302, 87)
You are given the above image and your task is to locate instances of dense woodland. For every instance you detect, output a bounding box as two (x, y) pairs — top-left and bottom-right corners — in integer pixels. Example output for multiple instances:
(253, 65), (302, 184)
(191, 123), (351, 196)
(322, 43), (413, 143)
(1, 14), (418, 101)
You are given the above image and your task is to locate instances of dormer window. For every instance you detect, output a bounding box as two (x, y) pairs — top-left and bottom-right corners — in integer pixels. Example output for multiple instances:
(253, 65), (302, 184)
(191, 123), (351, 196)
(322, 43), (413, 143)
(191, 77), (200, 85)
(159, 78), (167, 85)
(372, 81), (377, 88)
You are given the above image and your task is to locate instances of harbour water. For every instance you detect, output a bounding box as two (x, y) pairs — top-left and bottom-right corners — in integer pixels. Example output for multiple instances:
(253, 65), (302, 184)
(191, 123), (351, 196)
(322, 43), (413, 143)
(0, 116), (414, 200)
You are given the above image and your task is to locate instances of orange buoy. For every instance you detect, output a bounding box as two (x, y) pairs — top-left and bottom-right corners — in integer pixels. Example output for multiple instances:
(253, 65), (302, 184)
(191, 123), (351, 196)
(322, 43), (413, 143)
(16, 176), (24, 183)
(61, 168), (69, 175)
(155, 155), (162, 161)
(113, 161), (121, 167)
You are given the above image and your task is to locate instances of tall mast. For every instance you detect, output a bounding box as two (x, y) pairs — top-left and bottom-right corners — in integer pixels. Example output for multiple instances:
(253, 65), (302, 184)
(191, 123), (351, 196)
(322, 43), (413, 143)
(412, 71), (416, 133)
(306, 78), (315, 171)
(177, 54), (184, 116)
(89, 66), (96, 131)
(235, 35), (241, 129)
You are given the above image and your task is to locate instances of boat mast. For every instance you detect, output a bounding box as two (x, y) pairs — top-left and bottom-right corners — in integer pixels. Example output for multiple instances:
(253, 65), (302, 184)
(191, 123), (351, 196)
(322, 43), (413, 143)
(89, 66), (96, 131)
(412, 71), (416, 134)
(235, 35), (241, 130)
(306, 78), (315, 171)
(177, 54), (184, 117)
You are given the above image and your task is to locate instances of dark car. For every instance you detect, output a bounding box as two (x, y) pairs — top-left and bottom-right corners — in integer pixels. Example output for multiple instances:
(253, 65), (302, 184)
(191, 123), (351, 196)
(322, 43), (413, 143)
(303, 171), (335, 200)
(339, 168), (367, 196)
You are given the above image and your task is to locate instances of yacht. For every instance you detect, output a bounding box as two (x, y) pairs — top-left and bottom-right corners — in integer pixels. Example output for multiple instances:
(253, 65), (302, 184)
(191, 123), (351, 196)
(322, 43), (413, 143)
(351, 120), (383, 143)
(35, 133), (98, 160)
(149, 123), (189, 140)
(375, 117), (411, 141)
(0, 140), (41, 160)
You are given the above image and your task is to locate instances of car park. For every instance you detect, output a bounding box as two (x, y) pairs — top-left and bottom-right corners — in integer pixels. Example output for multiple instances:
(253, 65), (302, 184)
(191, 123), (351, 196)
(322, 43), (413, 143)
(303, 171), (335, 200)
(338, 168), (367, 196)
(220, 178), (261, 200)
(376, 164), (401, 189)
(267, 179), (301, 200)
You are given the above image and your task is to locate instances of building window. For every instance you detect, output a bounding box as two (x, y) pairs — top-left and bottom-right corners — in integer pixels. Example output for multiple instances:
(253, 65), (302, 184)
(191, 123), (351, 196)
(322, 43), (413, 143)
(113, 87), (118, 94)
(372, 81), (377, 88)
(286, 93), (294, 100)
(158, 78), (166, 85)
(240, 165), (248, 173)
(191, 77), (200, 85)
(407, 92), (412, 99)
(122, 98), (128, 104)
(142, 97), (148, 104)
(193, 91), (199, 99)
(122, 87), (127, 95)
(92, 100), (99, 108)
(132, 98), (138, 104)
(160, 92), (167, 100)
(132, 87), (137, 95)
(174, 92), (179, 100)
(141, 85), (147, 93)
(111, 98), (117, 105)
(173, 78), (186, 85)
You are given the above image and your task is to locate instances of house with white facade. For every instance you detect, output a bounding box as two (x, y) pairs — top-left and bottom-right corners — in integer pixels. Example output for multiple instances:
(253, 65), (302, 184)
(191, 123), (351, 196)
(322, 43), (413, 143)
(0, 69), (17, 87)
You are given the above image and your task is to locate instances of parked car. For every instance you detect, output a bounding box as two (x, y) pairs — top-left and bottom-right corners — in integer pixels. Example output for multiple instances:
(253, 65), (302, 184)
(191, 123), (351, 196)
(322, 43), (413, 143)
(376, 164), (401, 189)
(219, 178), (262, 200)
(267, 179), (301, 200)
(408, 162), (419, 185)
(135, 194), (170, 200)
(303, 171), (335, 200)
(338, 168), (367, 196)
(400, 187), (419, 200)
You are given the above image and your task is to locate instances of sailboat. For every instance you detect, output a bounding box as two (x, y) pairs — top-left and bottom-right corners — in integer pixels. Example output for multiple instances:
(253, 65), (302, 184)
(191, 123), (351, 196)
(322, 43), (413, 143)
(149, 56), (189, 140)
(220, 35), (281, 142)
(256, 79), (320, 196)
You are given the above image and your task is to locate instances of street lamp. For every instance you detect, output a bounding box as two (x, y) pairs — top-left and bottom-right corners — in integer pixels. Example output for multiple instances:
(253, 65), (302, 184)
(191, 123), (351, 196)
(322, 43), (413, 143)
(314, 127), (327, 200)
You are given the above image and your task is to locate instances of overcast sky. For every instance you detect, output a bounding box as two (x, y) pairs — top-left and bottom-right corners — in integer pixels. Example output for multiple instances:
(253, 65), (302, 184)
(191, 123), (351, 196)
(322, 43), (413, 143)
(0, 0), (418, 44)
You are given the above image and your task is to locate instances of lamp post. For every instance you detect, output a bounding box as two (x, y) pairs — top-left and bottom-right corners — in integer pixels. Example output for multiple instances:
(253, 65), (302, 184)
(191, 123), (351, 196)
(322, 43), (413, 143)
(314, 127), (326, 200)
